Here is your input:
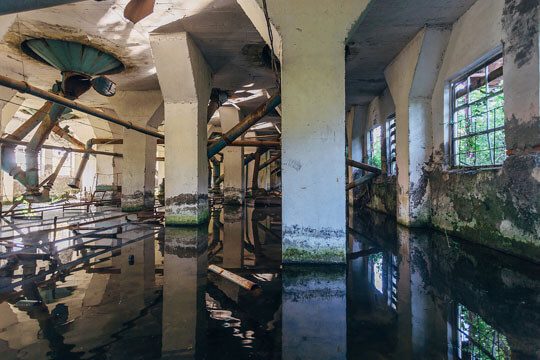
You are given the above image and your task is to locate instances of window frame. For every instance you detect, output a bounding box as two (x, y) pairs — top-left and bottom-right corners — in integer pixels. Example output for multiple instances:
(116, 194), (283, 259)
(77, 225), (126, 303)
(386, 115), (396, 176)
(449, 53), (506, 169)
(367, 125), (382, 170)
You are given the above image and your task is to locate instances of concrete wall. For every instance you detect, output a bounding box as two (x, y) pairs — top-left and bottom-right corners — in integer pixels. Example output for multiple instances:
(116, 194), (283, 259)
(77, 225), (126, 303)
(355, 0), (540, 261)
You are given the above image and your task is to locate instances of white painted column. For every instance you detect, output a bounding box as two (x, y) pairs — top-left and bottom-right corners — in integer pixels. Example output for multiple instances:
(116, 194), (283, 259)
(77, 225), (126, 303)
(219, 106), (244, 205)
(109, 91), (162, 212)
(151, 32), (212, 225)
(242, 0), (371, 263)
(385, 28), (450, 226)
(0, 89), (19, 204)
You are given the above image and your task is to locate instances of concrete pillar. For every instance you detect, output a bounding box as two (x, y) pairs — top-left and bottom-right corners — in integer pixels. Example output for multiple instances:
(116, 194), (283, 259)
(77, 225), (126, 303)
(162, 227), (207, 358)
(219, 107), (244, 205)
(150, 32), (212, 226)
(241, 0), (371, 263)
(282, 266), (347, 359)
(0, 90), (19, 204)
(109, 92), (162, 212)
(384, 28), (450, 226)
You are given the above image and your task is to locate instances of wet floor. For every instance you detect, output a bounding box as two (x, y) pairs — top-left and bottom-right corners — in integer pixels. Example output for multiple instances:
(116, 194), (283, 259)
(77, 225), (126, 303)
(0, 204), (539, 359)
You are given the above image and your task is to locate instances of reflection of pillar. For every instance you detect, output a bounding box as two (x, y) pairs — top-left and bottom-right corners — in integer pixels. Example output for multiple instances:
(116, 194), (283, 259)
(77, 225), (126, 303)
(162, 227), (208, 358)
(396, 226), (412, 358)
(282, 265), (347, 359)
(222, 206), (244, 269)
(409, 230), (448, 358)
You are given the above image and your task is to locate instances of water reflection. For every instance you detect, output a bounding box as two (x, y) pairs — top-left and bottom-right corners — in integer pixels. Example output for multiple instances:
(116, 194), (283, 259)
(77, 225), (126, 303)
(0, 206), (538, 359)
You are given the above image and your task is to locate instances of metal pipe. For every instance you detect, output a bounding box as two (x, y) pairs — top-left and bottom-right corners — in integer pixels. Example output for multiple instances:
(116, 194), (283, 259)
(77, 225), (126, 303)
(215, 174), (224, 186)
(68, 151), (89, 189)
(0, 0), (85, 15)
(25, 103), (67, 193)
(41, 151), (68, 200)
(207, 94), (281, 158)
(0, 138), (122, 157)
(244, 153), (256, 166)
(346, 173), (377, 191)
(258, 153), (281, 171)
(208, 139), (280, 148)
(51, 125), (85, 149)
(0, 75), (164, 139)
(347, 159), (382, 175)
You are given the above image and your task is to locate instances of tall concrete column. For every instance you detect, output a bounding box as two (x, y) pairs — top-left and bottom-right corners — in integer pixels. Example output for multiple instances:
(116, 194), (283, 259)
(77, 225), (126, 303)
(109, 92), (162, 212)
(219, 107), (244, 205)
(240, 0), (371, 263)
(150, 32), (212, 226)
(385, 28), (450, 226)
(0, 89), (19, 204)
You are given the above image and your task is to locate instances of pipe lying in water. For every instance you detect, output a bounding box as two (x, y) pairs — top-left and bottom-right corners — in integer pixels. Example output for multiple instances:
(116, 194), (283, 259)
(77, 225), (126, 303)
(347, 159), (382, 175)
(208, 264), (258, 290)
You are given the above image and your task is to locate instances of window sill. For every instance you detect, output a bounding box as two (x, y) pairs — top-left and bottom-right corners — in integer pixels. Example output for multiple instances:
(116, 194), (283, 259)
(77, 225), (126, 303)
(445, 166), (502, 175)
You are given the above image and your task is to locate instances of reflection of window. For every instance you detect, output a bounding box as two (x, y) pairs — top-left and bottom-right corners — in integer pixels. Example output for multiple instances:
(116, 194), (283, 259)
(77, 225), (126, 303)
(451, 55), (505, 167)
(387, 254), (398, 310)
(369, 253), (384, 294)
(386, 116), (396, 175)
(457, 304), (511, 360)
(368, 126), (382, 169)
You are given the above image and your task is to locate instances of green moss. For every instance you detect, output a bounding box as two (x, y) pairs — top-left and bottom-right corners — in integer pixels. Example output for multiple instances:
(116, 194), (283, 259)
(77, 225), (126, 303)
(121, 205), (144, 212)
(283, 247), (346, 264)
(165, 210), (209, 226)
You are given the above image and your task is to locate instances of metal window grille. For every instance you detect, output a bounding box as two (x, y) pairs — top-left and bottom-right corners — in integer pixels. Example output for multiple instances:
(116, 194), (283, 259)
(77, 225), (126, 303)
(386, 116), (396, 175)
(450, 55), (506, 167)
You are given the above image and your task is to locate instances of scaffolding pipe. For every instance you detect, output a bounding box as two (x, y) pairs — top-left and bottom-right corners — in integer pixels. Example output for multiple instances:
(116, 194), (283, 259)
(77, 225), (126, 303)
(0, 75), (164, 139)
(0, 0), (86, 15)
(207, 94), (281, 158)
(51, 125), (85, 149)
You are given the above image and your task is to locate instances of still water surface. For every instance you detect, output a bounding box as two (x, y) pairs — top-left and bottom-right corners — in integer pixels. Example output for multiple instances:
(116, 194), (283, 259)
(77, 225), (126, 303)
(0, 206), (538, 359)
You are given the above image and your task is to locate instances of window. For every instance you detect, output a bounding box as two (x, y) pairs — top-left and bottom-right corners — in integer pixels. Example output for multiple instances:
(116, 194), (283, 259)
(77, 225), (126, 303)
(368, 125), (382, 169)
(386, 116), (396, 175)
(451, 55), (505, 167)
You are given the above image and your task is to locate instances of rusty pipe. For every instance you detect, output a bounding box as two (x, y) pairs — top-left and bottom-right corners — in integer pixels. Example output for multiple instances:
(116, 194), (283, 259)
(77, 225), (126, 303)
(68, 139), (94, 189)
(347, 159), (382, 175)
(25, 103), (66, 193)
(207, 94), (281, 158)
(1, 103), (52, 186)
(208, 139), (280, 148)
(51, 125), (85, 149)
(41, 151), (69, 200)
(0, 74), (164, 139)
(0, 138), (122, 157)
(258, 153), (281, 171)
(346, 173), (377, 191)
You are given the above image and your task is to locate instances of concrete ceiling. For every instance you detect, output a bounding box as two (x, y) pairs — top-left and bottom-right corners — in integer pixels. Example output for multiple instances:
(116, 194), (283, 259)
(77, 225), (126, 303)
(0, 0), (480, 122)
(346, 0), (478, 106)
